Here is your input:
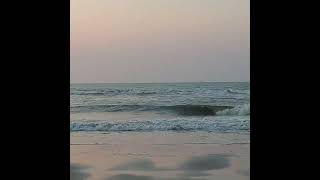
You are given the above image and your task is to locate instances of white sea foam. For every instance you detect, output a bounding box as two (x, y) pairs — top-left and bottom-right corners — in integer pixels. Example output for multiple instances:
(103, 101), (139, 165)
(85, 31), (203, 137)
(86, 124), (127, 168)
(216, 104), (250, 116)
(70, 116), (250, 133)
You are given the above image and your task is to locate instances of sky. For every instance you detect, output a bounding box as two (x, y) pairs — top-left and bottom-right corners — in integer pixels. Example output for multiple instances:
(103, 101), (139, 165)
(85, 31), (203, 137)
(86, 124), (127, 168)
(71, 0), (250, 83)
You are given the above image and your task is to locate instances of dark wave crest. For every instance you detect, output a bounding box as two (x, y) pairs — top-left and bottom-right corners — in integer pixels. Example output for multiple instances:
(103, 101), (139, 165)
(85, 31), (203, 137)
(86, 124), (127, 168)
(168, 105), (232, 116)
(71, 104), (233, 116)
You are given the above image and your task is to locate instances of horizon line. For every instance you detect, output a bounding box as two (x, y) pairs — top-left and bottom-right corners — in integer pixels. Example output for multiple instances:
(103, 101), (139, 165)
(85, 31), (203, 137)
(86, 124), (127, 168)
(70, 81), (250, 84)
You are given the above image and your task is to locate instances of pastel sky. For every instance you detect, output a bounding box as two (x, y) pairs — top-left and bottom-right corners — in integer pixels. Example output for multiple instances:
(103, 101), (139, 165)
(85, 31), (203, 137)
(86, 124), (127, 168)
(71, 0), (250, 83)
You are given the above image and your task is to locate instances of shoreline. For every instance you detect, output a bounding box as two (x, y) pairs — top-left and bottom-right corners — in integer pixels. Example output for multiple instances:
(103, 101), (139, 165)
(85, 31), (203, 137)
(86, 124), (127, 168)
(71, 132), (250, 180)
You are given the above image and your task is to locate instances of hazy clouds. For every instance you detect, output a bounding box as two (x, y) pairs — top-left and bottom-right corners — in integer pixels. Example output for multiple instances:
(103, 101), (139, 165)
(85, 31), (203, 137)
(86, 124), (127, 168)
(71, 0), (250, 83)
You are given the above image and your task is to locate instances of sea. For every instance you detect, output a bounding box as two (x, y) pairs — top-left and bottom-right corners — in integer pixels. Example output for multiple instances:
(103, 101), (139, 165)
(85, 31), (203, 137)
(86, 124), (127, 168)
(70, 82), (250, 134)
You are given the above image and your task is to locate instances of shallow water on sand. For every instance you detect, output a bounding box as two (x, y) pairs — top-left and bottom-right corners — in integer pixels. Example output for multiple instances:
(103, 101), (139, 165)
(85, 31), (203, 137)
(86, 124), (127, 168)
(71, 132), (250, 180)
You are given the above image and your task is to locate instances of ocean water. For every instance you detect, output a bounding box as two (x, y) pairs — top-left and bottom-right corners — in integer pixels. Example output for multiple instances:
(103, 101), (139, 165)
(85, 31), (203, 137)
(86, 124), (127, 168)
(70, 82), (250, 133)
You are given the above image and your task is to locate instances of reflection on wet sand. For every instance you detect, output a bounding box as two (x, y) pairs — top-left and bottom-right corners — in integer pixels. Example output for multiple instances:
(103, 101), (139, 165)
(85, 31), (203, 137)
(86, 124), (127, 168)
(178, 154), (231, 170)
(71, 132), (250, 180)
(178, 171), (210, 177)
(71, 152), (249, 180)
(107, 174), (153, 180)
(104, 154), (232, 179)
(237, 169), (250, 177)
(70, 164), (91, 180)
(107, 174), (207, 180)
(110, 159), (167, 171)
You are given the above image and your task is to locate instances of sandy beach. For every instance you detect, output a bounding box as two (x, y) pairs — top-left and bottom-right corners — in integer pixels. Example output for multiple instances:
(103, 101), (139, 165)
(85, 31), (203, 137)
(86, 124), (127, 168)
(71, 132), (250, 180)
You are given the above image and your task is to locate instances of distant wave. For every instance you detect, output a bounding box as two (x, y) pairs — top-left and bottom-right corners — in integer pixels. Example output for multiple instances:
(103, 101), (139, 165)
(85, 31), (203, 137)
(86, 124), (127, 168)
(71, 89), (158, 96)
(225, 89), (250, 95)
(70, 104), (233, 116)
(216, 104), (250, 116)
(71, 89), (120, 96)
(136, 92), (157, 95)
(71, 92), (105, 95)
(70, 117), (249, 133)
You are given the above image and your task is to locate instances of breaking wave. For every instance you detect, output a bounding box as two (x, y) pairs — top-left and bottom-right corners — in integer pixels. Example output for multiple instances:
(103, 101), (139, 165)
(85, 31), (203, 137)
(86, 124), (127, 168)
(70, 117), (249, 133)
(216, 104), (250, 116)
(226, 89), (250, 95)
(70, 104), (234, 116)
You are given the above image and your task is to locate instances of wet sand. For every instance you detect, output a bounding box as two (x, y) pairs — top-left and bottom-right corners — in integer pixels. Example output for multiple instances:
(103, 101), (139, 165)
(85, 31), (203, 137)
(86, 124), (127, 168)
(71, 132), (250, 180)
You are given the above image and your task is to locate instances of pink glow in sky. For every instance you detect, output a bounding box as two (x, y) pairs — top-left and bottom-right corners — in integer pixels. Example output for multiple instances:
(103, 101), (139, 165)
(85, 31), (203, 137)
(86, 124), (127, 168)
(71, 0), (250, 83)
